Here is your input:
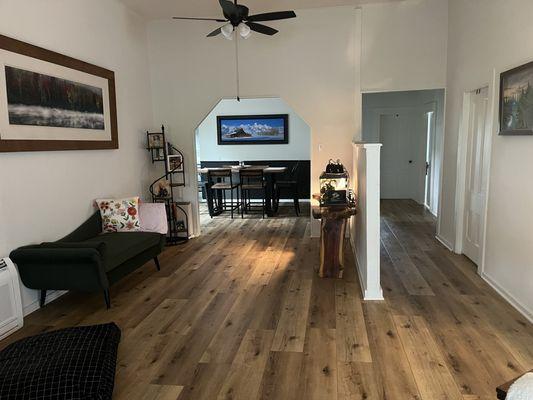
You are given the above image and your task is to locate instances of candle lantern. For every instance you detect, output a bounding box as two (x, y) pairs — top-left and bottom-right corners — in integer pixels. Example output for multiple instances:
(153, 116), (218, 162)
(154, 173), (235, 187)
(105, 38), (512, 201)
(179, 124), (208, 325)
(319, 160), (350, 206)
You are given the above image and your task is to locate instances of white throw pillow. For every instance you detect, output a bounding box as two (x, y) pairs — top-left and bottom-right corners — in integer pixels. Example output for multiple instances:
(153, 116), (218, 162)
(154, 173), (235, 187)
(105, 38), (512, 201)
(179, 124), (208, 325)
(95, 197), (141, 233)
(507, 372), (533, 400)
(139, 203), (168, 235)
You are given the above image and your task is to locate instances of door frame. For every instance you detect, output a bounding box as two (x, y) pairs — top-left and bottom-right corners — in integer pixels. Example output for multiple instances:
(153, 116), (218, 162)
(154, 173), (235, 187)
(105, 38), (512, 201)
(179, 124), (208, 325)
(454, 76), (497, 274)
(423, 101), (438, 216)
(373, 104), (439, 207)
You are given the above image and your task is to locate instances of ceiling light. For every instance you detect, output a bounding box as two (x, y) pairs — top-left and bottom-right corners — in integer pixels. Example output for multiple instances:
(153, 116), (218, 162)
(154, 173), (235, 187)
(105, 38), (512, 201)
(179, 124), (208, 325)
(221, 23), (234, 40)
(238, 23), (251, 39)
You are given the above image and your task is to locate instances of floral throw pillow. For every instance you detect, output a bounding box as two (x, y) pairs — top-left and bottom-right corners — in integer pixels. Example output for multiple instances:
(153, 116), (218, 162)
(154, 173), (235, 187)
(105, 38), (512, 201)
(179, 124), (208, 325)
(95, 197), (141, 233)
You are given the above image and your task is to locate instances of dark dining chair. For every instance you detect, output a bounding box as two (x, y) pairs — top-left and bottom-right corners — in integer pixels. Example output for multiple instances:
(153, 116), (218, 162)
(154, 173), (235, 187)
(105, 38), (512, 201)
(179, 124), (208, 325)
(239, 168), (266, 219)
(273, 161), (300, 216)
(207, 168), (239, 218)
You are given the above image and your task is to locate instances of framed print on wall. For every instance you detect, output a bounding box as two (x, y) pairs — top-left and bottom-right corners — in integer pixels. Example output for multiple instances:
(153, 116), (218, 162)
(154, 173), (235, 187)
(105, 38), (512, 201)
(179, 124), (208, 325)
(500, 60), (533, 135)
(0, 34), (118, 152)
(217, 114), (289, 145)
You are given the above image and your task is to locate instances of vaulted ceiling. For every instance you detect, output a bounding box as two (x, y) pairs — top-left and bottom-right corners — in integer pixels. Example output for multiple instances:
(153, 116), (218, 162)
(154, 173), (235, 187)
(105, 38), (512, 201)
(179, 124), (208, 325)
(120, 0), (401, 20)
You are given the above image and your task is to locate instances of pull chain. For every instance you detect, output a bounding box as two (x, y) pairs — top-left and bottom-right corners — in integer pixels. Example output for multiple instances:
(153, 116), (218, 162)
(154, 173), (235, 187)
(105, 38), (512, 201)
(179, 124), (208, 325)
(235, 33), (240, 101)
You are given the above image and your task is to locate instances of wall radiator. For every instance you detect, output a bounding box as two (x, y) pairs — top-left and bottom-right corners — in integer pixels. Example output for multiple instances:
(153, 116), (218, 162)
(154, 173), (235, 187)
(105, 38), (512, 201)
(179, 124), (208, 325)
(0, 258), (24, 340)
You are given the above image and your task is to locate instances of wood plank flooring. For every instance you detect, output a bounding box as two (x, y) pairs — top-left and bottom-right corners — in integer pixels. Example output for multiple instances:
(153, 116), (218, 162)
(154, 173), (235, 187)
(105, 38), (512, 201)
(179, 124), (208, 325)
(2, 200), (532, 399)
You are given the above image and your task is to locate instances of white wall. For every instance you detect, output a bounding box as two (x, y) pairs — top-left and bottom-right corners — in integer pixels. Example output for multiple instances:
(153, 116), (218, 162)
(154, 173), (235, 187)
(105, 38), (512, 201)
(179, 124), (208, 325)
(0, 0), (156, 311)
(362, 89), (445, 215)
(360, 0), (448, 92)
(352, 143), (383, 300)
(147, 6), (361, 237)
(442, 0), (533, 320)
(196, 98), (310, 162)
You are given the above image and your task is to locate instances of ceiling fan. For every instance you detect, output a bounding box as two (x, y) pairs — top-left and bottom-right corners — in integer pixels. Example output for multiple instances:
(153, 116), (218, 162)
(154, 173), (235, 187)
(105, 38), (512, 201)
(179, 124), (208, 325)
(173, 0), (297, 39)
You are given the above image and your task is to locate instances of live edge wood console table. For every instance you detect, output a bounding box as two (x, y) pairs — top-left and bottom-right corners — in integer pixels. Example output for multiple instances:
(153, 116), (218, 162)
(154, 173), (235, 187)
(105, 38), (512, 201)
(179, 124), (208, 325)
(312, 204), (357, 279)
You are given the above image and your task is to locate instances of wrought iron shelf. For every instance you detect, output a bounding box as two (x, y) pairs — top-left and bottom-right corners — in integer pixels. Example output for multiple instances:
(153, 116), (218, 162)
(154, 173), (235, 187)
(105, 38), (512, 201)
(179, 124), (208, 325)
(147, 125), (189, 246)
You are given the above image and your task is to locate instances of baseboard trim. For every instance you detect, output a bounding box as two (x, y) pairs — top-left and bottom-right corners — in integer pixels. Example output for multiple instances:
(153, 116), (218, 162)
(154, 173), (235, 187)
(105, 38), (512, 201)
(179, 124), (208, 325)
(23, 290), (67, 317)
(350, 238), (366, 295)
(424, 204), (438, 218)
(435, 234), (454, 252)
(481, 272), (533, 324)
(350, 238), (384, 301)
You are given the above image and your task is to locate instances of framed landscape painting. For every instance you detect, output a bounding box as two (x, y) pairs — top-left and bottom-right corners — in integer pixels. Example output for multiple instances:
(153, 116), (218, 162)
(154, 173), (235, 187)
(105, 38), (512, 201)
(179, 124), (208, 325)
(217, 114), (288, 145)
(0, 34), (118, 152)
(500, 61), (533, 135)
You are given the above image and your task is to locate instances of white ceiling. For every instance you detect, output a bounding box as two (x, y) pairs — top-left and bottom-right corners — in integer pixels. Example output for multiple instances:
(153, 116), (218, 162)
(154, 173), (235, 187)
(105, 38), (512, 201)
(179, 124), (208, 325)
(120, 0), (400, 20)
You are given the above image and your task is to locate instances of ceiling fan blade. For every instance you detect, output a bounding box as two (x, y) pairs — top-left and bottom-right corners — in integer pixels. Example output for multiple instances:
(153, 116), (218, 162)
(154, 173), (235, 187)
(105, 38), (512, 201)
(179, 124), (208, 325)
(246, 22), (278, 36)
(219, 0), (238, 16)
(247, 11), (296, 22)
(207, 27), (222, 37)
(173, 16), (227, 22)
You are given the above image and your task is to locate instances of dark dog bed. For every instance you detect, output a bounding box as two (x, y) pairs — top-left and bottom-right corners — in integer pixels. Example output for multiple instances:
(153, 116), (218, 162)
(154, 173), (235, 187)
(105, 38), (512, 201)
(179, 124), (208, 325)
(0, 323), (121, 399)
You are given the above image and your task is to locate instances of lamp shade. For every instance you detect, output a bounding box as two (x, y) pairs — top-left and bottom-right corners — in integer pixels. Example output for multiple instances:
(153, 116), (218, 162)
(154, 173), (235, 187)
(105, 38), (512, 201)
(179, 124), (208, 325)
(221, 23), (234, 40)
(238, 22), (251, 39)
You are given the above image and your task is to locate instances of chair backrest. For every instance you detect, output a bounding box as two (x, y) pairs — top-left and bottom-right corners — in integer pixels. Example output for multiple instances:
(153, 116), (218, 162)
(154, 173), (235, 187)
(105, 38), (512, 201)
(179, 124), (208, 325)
(240, 168), (264, 184)
(207, 168), (233, 185)
(208, 168), (232, 178)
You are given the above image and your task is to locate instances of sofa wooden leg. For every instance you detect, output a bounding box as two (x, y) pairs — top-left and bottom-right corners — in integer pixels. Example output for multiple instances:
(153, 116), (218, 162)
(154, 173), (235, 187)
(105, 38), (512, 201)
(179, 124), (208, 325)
(154, 256), (161, 271)
(39, 289), (47, 308)
(103, 289), (111, 309)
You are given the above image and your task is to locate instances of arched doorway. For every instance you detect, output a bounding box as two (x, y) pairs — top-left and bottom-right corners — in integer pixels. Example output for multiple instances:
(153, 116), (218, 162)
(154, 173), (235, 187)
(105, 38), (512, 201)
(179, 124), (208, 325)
(193, 97), (311, 233)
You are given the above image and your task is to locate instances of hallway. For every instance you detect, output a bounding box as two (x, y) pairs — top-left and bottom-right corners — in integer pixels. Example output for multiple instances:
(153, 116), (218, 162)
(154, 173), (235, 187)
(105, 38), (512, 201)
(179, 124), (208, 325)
(379, 199), (533, 399)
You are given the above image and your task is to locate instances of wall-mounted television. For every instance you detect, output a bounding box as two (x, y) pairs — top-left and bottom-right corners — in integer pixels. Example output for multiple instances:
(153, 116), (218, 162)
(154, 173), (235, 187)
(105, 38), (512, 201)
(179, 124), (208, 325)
(217, 114), (289, 145)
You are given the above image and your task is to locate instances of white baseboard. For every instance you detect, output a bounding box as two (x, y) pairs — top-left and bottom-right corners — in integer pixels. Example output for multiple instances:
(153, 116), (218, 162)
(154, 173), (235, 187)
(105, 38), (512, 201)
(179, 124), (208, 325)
(435, 234), (454, 251)
(433, 235), (533, 324)
(23, 290), (67, 317)
(424, 204), (438, 218)
(351, 238), (366, 294)
(480, 272), (533, 324)
(350, 238), (384, 301)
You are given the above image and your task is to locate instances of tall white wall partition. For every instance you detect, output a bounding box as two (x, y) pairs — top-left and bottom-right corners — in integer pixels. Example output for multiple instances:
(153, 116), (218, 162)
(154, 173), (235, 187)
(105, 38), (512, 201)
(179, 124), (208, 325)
(351, 143), (383, 300)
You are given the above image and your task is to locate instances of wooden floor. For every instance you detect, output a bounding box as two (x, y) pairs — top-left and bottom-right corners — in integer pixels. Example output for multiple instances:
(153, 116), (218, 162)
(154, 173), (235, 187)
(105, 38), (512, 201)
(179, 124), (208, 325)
(2, 199), (532, 399)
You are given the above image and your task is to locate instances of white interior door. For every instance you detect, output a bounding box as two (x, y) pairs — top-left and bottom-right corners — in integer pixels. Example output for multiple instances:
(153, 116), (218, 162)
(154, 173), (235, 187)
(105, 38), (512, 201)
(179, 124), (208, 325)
(463, 87), (490, 265)
(380, 113), (427, 203)
(424, 111), (436, 210)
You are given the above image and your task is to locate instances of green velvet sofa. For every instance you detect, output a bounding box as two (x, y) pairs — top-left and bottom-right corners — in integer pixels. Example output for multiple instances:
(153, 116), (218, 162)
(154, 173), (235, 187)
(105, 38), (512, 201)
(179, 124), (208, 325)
(10, 211), (166, 309)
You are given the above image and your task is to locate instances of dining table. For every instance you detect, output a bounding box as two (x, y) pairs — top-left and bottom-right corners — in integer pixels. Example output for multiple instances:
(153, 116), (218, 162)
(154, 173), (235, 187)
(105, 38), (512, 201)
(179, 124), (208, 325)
(198, 165), (287, 217)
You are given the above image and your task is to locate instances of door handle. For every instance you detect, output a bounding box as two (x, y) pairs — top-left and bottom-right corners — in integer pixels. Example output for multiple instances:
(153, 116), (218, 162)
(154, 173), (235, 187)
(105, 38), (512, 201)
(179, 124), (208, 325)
(426, 162), (430, 175)
(408, 160), (413, 164)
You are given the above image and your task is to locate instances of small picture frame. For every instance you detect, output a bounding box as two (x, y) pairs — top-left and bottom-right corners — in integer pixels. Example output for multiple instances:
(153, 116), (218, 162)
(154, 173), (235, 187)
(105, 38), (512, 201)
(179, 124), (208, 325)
(147, 132), (164, 149)
(167, 154), (184, 172)
(154, 180), (171, 198)
(176, 220), (186, 231)
(155, 148), (165, 161)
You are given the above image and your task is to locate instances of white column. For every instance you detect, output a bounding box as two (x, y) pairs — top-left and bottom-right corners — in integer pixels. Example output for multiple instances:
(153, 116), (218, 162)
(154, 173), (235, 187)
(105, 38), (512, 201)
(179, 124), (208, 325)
(351, 142), (383, 300)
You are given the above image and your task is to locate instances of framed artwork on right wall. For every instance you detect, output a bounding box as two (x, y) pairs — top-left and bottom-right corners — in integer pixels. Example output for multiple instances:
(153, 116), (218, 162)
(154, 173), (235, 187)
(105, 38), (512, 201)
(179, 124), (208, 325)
(500, 60), (533, 135)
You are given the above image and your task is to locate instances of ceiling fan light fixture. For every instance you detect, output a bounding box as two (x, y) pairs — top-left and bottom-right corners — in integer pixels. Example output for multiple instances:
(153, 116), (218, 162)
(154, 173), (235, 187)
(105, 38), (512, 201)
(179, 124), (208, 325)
(221, 23), (234, 40)
(238, 22), (251, 39)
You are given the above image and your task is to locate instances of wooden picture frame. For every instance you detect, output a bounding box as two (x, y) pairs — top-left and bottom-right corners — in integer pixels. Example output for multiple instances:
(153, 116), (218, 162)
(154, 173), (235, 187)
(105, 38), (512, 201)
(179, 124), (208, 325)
(499, 60), (533, 135)
(0, 34), (118, 152)
(217, 114), (289, 145)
